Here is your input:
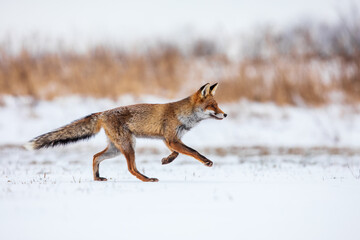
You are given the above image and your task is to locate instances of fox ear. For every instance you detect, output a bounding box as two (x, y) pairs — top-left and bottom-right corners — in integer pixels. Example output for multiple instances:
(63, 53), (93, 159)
(210, 83), (218, 96)
(199, 83), (210, 98)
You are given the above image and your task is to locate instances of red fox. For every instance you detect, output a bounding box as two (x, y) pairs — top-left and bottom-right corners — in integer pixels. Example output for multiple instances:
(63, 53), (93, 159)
(25, 83), (227, 182)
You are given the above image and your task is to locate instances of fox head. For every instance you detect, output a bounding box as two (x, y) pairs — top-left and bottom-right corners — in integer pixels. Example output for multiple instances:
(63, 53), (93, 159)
(193, 83), (227, 120)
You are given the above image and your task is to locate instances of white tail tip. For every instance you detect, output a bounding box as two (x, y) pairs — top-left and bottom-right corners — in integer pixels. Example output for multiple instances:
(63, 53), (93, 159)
(24, 142), (35, 151)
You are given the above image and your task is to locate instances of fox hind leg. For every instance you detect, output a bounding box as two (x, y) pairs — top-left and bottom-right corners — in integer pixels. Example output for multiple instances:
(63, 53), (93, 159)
(93, 142), (120, 181)
(113, 135), (158, 182)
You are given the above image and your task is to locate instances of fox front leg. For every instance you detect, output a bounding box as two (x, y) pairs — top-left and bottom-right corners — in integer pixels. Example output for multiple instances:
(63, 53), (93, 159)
(166, 140), (213, 167)
(161, 151), (179, 165)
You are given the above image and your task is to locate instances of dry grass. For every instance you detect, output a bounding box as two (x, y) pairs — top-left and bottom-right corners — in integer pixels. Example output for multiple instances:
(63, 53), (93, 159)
(218, 59), (333, 105)
(0, 35), (359, 106)
(0, 45), (189, 99)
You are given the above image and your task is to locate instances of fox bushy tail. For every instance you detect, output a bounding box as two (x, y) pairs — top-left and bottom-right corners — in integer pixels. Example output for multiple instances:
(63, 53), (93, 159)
(26, 113), (102, 150)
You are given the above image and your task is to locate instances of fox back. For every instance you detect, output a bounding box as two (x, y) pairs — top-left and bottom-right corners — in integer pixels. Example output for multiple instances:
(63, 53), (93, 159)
(100, 82), (226, 141)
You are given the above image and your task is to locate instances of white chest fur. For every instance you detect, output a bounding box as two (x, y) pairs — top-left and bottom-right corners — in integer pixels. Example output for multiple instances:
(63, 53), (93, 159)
(176, 109), (209, 138)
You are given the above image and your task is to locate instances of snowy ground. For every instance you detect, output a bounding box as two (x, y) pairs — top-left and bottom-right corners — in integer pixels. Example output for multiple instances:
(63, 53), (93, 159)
(1, 96), (360, 240)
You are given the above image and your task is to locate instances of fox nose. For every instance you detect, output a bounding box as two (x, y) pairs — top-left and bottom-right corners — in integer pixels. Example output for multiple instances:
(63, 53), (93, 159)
(224, 113), (227, 118)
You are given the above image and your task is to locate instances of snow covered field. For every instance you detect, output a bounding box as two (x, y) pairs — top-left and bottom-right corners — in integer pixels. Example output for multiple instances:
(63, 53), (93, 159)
(1, 96), (360, 240)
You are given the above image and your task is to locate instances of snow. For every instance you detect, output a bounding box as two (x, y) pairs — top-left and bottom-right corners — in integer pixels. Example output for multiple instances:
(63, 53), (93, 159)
(1, 145), (360, 240)
(1, 96), (360, 240)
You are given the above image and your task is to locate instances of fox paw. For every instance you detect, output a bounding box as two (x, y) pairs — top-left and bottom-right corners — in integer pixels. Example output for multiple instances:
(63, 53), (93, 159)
(161, 157), (173, 165)
(144, 178), (159, 182)
(204, 160), (213, 167)
(94, 177), (108, 181)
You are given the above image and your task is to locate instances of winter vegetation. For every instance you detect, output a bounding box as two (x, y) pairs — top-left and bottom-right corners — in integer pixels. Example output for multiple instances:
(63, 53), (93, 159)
(0, 9), (359, 105)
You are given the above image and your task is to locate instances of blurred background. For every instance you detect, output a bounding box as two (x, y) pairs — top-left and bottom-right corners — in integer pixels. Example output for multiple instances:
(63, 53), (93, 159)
(0, 0), (359, 105)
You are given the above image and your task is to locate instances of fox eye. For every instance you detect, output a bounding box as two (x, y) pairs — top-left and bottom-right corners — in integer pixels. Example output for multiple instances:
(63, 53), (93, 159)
(205, 104), (214, 111)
